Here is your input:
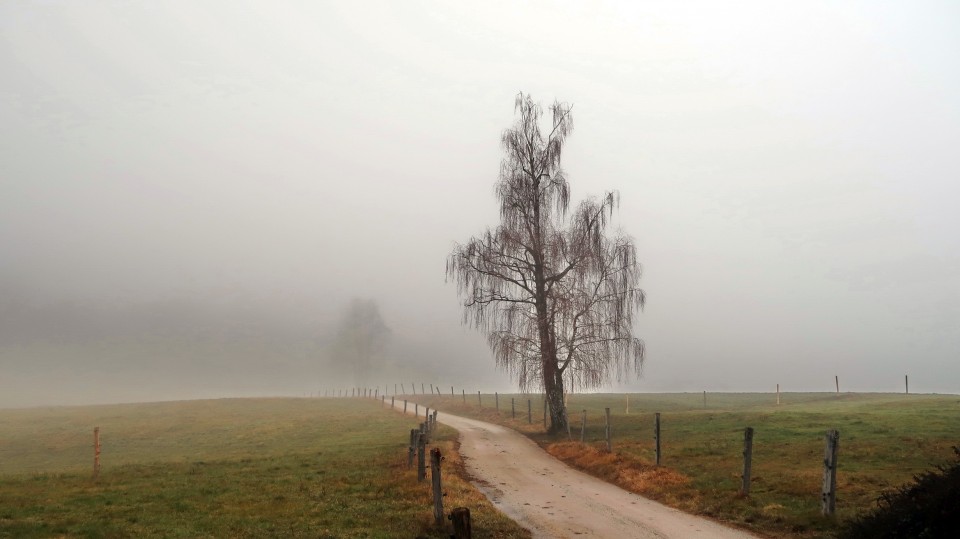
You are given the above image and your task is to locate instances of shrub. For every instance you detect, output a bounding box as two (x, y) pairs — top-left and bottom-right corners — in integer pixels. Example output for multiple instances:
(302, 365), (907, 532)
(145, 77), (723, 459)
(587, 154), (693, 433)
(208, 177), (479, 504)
(839, 447), (960, 539)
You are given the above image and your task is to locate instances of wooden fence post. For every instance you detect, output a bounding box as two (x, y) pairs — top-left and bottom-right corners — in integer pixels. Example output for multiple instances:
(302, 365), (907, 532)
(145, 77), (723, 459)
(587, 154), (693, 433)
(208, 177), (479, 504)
(835, 375), (839, 394)
(417, 431), (427, 482)
(401, 383), (406, 395)
(451, 386), (454, 397)
(604, 407), (612, 452)
(527, 399), (532, 424)
(821, 429), (840, 516)
(580, 409), (586, 443)
(415, 402), (419, 416)
(477, 391), (481, 407)
(430, 384), (434, 394)
(654, 412), (662, 466)
(495, 392), (499, 412)
(703, 390), (707, 409)
(905, 375), (909, 394)
(431, 448), (443, 525)
(422, 383), (425, 394)
(408, 429), (417, 467)
(462, 389), (466, 403)
(93, 427), (101, 478)
(740, 427), (754, 496)
(450, 507), (472, 539)
(511, 398), (515, 419)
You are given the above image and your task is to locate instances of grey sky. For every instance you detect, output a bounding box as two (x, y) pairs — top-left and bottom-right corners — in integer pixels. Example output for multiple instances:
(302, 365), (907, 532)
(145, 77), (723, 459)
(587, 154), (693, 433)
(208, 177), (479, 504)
(2, 0), (958, 406)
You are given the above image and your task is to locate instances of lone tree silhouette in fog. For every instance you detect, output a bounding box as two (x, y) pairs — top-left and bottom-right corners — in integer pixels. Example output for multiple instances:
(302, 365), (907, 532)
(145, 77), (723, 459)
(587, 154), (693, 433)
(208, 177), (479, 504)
(332, 298), (389, 386)
(447, 93), (645, 433)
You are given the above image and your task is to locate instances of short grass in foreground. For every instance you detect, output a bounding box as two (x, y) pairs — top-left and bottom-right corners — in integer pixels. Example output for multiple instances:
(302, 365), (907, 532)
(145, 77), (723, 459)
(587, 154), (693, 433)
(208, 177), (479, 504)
(409, 391), (960, 538)
(0, 398), (530, 538)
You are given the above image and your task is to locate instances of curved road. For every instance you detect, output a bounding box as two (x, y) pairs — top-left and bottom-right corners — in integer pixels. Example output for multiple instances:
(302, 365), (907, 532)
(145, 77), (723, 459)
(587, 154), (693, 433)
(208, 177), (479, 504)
(393, 402), (760, 539)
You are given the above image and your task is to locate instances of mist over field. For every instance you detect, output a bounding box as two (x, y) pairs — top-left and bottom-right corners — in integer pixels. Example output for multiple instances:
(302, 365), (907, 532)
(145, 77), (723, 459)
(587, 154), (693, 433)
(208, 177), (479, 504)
(2, 1), (959, 407)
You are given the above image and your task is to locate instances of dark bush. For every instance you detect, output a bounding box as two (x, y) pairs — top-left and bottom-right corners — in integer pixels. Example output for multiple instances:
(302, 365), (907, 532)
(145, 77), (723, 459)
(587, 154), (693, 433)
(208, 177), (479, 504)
(839, 447), (960, 539)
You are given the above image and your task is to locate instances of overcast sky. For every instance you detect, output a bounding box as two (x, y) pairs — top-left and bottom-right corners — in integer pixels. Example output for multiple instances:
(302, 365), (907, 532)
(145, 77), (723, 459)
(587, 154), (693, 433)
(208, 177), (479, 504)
(2, 0), (958, 405)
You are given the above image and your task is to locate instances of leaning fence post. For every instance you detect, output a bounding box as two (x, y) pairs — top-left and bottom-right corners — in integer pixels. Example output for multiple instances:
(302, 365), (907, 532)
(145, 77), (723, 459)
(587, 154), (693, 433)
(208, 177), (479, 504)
(654, 412), (662, 466)
(417, 431), (427, 482)
(580, 409), (586, 443)
(604, 407), (612, 452)
(821, 429), (840, 516)
(431, 448), (443, 525)
(93, 427), (101, 479)
(740, 427), (754, 496)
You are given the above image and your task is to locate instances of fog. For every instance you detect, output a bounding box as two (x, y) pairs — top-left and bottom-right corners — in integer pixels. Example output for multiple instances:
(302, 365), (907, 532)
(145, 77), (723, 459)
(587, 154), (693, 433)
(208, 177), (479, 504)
(2, 1), (958, 407)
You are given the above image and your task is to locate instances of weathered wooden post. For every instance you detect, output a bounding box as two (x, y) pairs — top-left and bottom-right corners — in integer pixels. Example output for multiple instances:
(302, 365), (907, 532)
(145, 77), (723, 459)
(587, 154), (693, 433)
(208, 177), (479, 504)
(822, 429), (840, 516)
(408, 429), (417, 467)
(421, 383), (425, 394)
(404, 399), (408, 413)
(654, 412), (662, 466)
(835, 375), (839, 394)
(417, 431), (427, 482)
(740, 427), (754, 496)
(604, 407), (612, 452)
(905, 375), (909, 394)
(93, 427), (101, 479)
(703, 390), (707, 409)
(462, 389), (466, 403)
(401, 383), (406, 394)
(495, 392), (499, 412)
(430, 448), (443, 525)
(580, 409), (586, 443)
(450, 507), (472, 539)
(451, 386), (454, 397)
(430, 383), (434, 394)
(415, 402), (419, 416)
(432, 410), (438, 429)
(527, 399), (532, 424)
(511, 398), (515, 419)
(477, 391), (481, 407)
(425, 407), (430, 429)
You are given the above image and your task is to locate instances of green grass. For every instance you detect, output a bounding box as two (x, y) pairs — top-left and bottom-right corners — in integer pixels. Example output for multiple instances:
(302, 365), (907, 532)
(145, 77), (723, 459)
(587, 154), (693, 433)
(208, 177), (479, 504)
(409, 391), (960, 538)
(0, 398), (530, 538)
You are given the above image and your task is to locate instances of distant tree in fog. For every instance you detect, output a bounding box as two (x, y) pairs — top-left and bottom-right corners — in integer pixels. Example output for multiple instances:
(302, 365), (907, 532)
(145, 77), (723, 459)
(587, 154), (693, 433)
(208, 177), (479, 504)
(332, 298), (390, 386)
(447, 93), (645, 433)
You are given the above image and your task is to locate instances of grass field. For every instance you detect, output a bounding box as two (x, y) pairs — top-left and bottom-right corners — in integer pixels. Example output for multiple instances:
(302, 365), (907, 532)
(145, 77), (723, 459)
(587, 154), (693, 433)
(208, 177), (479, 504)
(0, 398), (530, 538)
(408, 391), (960, 538)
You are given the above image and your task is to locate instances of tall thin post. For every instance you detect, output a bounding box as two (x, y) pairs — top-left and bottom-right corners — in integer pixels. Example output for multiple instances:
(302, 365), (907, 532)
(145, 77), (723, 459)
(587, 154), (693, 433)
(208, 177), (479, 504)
(654, 412), (662, 466)
(421, 383), (425, 394)
(703, 390), (707, 409)
(391, 396), (395, 408)
(495, 392), (499, 412)
(905, 375), (909, 394)
(740, 427), (754, 496)
(93, 427), (101, 479)
(477, 391), (481, 407)
(415, 403), (419, 416)
(580, 409), (586, 443)
(462, 389), (466, 403)
(417, 431), (427, 482)
(404, 399), (408, 414)
(430, 383), (434, 394)
(401, 383), (405, 394)
(451, 386), (454, 397)
(821, 429), (840, 516)
(835, 375), (839, 394)
(408, 429), (417, 467)
(527, 399), (532, 424)
(604, 407), (612, 452)
(431, 448), (443, 525)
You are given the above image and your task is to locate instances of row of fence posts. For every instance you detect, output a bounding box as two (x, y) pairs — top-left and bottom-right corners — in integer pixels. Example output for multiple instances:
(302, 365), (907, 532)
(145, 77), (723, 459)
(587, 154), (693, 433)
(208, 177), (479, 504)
(370, 386), (844, 517)
(396, 401), (472, 537)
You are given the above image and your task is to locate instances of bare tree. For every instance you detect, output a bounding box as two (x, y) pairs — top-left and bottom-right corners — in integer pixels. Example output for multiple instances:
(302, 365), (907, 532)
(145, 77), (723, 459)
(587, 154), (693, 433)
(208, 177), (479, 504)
(331, 298), (390, 387)
(447, 93), (645, 433)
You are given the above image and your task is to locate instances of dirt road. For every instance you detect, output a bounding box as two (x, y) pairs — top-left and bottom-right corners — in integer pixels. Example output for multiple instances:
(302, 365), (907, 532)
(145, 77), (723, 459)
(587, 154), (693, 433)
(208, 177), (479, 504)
(395, 403), (760, 538)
